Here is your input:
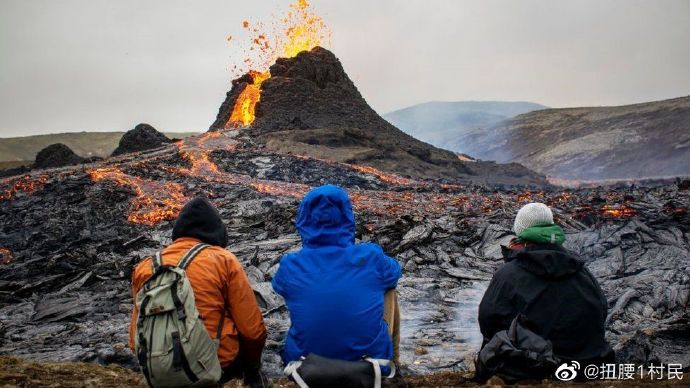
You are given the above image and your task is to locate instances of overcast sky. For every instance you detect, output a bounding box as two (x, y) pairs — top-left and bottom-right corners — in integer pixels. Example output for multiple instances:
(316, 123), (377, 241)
(1, 0), (689, 137)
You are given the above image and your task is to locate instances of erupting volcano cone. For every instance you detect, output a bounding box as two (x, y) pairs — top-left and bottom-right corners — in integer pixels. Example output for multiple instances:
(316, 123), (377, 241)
(211, 47), (545, 184)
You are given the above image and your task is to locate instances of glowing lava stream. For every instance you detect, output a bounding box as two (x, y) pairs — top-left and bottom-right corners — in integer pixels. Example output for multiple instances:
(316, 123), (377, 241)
(88, 167), (188, 226)
(228, 71), (271, 127)
(7, 131), (641, 227)
(226, 0), (331, 128)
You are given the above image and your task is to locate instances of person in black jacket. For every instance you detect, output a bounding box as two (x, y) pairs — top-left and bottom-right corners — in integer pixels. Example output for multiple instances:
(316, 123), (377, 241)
(477, 202), (614, 377)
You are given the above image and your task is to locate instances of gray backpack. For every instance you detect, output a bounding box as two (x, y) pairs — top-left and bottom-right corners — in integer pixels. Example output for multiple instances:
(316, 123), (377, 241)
(134, 243), (223, 387)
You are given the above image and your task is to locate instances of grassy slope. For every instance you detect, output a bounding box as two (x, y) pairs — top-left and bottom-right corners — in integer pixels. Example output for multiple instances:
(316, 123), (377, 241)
(0, 131), (199, 162)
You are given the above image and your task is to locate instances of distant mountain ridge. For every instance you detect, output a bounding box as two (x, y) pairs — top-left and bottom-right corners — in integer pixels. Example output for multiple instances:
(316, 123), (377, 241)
(384, 101), (547, 152)
(386, 97), (690, 180)
(475, 95), (690, 180)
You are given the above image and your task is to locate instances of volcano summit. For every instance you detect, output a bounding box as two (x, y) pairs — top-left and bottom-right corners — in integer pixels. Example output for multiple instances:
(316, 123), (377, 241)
(211, 47), (544, 185)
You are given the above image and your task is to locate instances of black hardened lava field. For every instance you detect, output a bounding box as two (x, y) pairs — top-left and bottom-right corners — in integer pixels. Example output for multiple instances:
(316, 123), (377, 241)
(1, 125), (688, 375)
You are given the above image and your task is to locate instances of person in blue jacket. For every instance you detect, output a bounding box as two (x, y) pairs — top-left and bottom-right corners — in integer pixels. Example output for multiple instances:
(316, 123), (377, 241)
(272, 184), (402, 368)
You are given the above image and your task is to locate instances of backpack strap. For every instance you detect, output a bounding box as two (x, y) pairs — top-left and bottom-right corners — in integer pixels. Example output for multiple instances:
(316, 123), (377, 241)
(178, 243), (210, 270)
(151, 251), (162, 273)
(136, 295), (154, 388)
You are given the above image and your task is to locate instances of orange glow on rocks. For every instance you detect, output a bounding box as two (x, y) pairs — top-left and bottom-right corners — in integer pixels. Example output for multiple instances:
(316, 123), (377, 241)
(228, 71), (271, 127)
(88, 167), (188, 226)
(0, 247), (13, 265)
(0, 175), (49, 201)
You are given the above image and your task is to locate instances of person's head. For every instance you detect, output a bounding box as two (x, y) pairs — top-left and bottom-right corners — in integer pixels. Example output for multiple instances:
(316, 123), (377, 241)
(296, 185), (355, 248)
(513, 202), (554, 236)
(172, 196), (228, 247)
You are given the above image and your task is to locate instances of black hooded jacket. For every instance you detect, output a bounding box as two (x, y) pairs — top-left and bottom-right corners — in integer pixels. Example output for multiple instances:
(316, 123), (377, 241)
(478, 243), (613, 363)
(172, 197), (228, 247)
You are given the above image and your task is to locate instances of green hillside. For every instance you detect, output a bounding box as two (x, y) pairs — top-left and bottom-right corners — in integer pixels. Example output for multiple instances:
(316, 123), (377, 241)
(0, 131), (198, 162)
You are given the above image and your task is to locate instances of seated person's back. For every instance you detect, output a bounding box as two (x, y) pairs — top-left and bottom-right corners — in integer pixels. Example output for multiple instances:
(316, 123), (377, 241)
(129, 197), (269, 387)
(273, 185), (401, 364)
(478, 203), (613, 365)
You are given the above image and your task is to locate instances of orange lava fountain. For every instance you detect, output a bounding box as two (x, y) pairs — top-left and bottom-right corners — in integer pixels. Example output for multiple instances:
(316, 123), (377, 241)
(226, 0), (331, 128)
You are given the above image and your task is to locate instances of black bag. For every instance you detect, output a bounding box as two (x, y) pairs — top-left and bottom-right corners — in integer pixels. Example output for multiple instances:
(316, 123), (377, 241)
(475, 314), (560, 383)
(284, 353), (395, 388)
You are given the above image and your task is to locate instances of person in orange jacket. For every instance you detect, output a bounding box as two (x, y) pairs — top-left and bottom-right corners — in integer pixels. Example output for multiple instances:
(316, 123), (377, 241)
(129, 197), (269, 387)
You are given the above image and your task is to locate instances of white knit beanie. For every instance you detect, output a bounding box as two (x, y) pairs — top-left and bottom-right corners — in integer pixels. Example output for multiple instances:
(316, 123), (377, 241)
(513, 202), (554, 236)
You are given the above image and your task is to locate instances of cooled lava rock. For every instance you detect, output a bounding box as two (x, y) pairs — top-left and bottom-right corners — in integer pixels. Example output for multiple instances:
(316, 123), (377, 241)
(0, 165), (31, 178)
(111, 123), (171, 156)
(1, 130), (689, 374)
(210, 47), (545, 186)
(33, 143), (84, 169)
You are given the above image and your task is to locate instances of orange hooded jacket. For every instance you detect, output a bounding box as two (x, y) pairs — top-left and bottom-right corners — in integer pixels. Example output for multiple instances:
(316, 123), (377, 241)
(128, 236), (267, 368)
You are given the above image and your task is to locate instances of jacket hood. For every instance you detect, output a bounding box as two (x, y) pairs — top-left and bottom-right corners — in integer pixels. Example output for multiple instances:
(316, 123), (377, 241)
(172, 196), (228, 247)
(504, 244), (583, 279)
(296, 185), (355, 248)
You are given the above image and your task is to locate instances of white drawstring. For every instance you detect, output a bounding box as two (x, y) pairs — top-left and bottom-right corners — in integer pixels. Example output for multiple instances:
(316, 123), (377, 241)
(283, 360), (308, 388)
(364, 358), (396, 388)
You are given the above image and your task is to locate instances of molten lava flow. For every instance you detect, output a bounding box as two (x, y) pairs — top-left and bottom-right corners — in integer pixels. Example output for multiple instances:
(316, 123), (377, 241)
(0, 175), (49, 201)
(347, 164), (417, 186)
(180, 149), (221, 175)
(226, 0), (331, 128)
(601, 204), (637, 218)
(227, 71), (271, 127)
(251, 181), (309, 198)
(176, 132), (238, 176)
(88, 167), (188, 225)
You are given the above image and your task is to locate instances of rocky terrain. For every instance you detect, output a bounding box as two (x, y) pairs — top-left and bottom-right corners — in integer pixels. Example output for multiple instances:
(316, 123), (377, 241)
(210, 47), (545, 186)
(0, 127), (688, 380)
(384, 101), (546, 152)
(465, 96), (690, 180)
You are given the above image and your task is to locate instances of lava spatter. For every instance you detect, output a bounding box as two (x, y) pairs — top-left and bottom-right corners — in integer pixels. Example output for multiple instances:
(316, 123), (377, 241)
(226, 0), (331, 128)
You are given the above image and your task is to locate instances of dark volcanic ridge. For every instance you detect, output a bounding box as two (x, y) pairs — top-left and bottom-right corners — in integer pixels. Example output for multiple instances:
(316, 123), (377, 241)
(468, 95), (690, 181)
(33, 143), (85, 169)
(1, 129), (689, 376)
(211, 47), (544, 186)
(111, 123), (172, 157)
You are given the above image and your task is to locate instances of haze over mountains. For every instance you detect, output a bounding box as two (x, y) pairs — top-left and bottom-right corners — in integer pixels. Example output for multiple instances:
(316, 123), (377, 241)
(389, 96), (690, 181)
(384, 101), (548, 152)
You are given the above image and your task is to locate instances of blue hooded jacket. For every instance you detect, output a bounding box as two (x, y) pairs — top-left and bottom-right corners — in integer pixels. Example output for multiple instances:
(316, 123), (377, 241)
(272, 185), (402, 365)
